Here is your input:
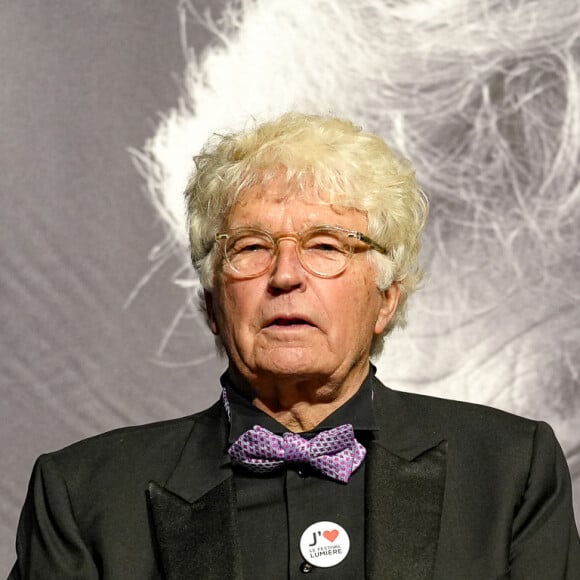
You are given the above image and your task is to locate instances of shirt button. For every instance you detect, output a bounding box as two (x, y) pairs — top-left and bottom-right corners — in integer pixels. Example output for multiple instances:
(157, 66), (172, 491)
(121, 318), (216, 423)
(300, 562), (313, 574)
(297, 468), (307, 478)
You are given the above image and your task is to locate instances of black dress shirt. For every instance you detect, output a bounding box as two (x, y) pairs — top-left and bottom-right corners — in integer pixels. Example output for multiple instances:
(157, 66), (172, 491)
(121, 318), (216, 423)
(222, 370), (378, 579)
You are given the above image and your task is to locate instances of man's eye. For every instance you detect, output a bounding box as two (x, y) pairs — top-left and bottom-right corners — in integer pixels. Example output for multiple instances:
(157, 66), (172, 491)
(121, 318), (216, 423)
(231, 238), (271, 254)
(314, 243), (340, 252)
(305, 237), (344, 253)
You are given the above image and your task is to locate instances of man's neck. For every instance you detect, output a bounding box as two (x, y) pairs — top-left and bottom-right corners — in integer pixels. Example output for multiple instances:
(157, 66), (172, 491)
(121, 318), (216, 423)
(226, 362), (370, 432)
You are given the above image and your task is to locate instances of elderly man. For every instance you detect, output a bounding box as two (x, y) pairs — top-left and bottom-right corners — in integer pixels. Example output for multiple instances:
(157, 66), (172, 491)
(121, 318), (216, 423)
(11, 113), (580, 579)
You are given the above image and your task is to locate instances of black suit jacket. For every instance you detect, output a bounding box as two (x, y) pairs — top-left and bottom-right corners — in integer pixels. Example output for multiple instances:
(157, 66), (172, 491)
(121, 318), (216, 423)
(10, 379), (580, 579)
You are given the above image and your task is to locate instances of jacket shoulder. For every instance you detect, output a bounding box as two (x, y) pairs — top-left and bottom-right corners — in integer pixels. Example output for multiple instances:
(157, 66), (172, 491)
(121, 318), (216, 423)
(37, 400), (224, 490)
(371, 380), (551, 475)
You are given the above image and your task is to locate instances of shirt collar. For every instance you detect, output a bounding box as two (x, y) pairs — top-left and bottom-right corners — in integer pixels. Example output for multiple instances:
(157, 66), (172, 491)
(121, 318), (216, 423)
(221, 365), (379, 444)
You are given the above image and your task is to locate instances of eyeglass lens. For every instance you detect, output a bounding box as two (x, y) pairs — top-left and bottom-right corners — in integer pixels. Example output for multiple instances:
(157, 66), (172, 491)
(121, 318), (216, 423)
(224, 228), (353, 277)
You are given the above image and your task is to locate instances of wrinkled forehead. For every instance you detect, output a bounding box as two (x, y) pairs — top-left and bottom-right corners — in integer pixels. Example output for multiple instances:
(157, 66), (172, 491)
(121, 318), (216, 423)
(224, 184), (368, 231)
(225, 169), (367, 223)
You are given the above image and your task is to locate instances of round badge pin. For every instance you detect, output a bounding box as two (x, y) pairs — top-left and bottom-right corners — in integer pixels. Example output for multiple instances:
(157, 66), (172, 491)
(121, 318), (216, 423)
(299, 521), (350, 568)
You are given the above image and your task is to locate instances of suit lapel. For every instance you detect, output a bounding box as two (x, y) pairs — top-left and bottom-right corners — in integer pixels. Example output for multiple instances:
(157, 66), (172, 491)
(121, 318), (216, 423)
(365, 381), (448, 580)
(148, 402), (243, 580)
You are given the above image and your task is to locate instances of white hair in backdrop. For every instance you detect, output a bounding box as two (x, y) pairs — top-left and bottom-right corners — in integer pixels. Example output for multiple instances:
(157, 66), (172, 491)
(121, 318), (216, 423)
(131, 0), (580, 480)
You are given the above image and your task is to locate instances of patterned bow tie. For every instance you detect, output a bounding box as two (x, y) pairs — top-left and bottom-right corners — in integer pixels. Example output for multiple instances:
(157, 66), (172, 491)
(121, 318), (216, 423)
(228, 423), (366, 483)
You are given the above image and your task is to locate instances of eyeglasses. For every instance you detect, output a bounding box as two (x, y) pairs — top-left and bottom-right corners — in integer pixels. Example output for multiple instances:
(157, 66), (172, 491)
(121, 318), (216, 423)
(214, 225), (388, 279)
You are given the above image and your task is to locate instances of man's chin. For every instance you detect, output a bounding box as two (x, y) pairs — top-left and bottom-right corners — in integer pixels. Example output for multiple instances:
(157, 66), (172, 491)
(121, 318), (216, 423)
(255, 346), (330, 378)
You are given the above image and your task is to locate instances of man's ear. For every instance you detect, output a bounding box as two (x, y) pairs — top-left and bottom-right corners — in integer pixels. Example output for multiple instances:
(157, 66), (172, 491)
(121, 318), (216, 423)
(204, 290), (220, 335)
(374, 282), (401, 335)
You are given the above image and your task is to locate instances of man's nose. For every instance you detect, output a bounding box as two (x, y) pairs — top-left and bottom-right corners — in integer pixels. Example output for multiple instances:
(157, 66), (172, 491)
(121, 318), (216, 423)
(268, 239), (306, 291)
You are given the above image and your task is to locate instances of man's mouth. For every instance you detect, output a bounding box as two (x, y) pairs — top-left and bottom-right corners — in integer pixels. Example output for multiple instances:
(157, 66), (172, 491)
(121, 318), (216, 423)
(265, 317), (315, 328)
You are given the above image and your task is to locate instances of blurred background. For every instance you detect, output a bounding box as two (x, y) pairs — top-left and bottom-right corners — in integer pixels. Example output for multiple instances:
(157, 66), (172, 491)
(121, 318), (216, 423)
(2, 0), (579, 572)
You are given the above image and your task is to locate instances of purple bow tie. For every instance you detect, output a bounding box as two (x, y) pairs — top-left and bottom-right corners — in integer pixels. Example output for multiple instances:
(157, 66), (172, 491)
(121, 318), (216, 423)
(228, 423), (366, 483)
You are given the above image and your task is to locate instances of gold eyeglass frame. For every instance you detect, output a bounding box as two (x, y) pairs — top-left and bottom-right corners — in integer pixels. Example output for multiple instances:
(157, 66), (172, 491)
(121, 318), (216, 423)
(214, 225), (388, 279)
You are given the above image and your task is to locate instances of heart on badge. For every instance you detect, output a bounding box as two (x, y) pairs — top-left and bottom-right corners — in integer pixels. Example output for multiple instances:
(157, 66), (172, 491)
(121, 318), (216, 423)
(300, 522), (350, 567)
(323, 529), (339, 542)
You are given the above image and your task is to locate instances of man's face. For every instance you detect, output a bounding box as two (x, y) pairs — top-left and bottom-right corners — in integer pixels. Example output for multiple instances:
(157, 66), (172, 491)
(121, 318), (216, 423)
(205, 182), (399, 393)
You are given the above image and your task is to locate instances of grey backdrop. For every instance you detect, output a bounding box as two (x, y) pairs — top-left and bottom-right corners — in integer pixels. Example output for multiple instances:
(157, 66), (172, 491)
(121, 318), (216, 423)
(0, 1), (224, 570)
(2, 0), (579, 574)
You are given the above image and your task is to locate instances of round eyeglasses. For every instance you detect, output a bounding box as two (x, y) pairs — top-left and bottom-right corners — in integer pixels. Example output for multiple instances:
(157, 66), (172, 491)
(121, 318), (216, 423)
(214, 225), (388, 279)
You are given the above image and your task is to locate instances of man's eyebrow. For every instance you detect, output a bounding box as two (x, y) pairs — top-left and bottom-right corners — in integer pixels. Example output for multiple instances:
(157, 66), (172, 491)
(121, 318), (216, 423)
(226, 222), (347, 231)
